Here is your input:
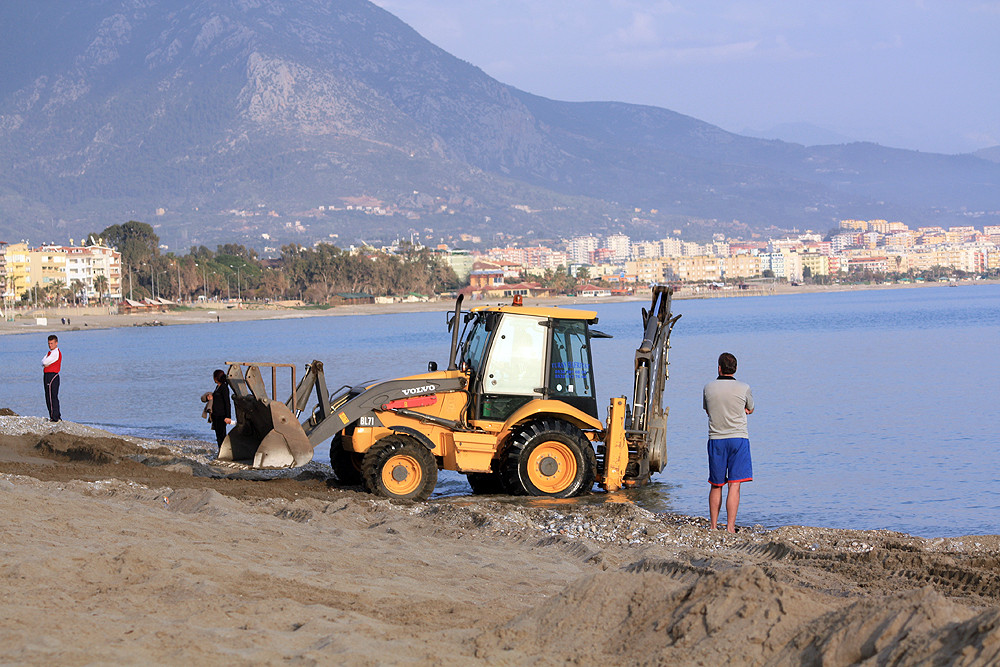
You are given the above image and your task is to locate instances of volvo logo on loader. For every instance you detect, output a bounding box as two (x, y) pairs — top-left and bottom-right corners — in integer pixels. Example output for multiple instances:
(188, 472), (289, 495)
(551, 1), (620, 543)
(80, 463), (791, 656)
(402, 384), (436, 396)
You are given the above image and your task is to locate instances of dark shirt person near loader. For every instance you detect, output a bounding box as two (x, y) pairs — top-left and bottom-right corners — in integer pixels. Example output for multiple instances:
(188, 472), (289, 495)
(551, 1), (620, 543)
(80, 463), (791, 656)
(703, 352), (754, 533)
(210, 369), (232, 448)
(42, 335), (62, 422)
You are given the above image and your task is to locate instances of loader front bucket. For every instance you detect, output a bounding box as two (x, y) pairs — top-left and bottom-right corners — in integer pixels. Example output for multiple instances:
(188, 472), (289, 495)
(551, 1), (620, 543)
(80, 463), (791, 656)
(218, 392), (314, 469)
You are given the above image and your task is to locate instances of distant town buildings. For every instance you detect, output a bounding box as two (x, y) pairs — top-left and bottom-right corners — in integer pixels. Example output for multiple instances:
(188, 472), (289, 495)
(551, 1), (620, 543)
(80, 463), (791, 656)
(4, 216), (998, 306)
(0, 241), (122, 303)
(470, 219), (1000, 288)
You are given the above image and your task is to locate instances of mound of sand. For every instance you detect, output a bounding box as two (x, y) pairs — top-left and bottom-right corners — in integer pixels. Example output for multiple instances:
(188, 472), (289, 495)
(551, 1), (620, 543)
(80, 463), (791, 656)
(2, 416), (999, 665)
(775, 588), (1000, 665)
(477, 566), (832, 664)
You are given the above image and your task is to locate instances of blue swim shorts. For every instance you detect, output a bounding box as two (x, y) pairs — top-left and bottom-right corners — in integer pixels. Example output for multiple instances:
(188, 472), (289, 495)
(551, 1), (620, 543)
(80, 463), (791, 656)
(707, 437), (753, 487)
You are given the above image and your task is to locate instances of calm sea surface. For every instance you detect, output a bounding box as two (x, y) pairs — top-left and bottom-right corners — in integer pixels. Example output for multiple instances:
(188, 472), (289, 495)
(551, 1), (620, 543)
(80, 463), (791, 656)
(3, 284), (999, 538)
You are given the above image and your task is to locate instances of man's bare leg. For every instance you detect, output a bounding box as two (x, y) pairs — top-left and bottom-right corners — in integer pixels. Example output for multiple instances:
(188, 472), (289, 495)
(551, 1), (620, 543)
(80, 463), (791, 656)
(709, 485), (723, 530)
(726, 481), (742, 533)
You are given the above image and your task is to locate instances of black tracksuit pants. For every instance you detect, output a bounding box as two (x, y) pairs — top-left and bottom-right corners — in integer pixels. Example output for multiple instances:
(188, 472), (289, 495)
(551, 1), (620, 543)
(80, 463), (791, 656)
(44, 372), (60, 421)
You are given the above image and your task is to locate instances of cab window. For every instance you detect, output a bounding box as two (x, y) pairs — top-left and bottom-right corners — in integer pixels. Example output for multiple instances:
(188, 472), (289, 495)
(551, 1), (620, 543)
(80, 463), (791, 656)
(548, 319), (594, 399)
(461, 312), (493, 375)
(481, 314), (546, 395)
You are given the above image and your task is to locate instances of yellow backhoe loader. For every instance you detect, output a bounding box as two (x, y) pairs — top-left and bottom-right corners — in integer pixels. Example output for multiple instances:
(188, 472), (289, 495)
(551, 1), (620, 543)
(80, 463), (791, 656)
(218, 285), (678, 501)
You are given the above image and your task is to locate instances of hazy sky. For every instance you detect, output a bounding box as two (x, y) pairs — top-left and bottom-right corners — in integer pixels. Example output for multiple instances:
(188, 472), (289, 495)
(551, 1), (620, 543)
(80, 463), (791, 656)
(372, 0), (999, 154)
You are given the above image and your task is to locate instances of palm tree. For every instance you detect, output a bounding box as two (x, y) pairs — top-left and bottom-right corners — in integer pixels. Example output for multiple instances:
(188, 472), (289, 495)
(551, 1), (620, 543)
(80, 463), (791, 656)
(42, 281), (64, 305)
(93, 274), (109, 303)
(70, 279), (86, 305)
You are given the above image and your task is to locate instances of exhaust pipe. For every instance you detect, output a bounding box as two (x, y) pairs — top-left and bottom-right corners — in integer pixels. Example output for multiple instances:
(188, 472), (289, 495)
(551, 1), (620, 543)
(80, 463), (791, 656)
(447, 294), (464, 371)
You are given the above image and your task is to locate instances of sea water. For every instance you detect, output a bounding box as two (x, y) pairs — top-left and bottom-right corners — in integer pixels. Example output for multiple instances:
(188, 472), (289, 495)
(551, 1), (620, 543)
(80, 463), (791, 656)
(2, 284), (998, 538)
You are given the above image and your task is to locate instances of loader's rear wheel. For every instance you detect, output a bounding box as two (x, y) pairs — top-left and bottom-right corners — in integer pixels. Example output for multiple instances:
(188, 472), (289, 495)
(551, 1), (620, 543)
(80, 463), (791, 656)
(501, 420), (596, 498)
(362, 435), (438, 501)
(330, 436), (363, 486)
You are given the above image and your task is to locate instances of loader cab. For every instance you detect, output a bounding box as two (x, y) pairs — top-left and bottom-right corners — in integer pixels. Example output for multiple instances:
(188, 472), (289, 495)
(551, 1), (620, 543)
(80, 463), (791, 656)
(459, 305), (601, 422)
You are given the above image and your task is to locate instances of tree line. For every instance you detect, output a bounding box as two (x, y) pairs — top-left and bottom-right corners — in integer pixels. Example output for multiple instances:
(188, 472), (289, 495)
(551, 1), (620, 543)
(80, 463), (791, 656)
(89, 221), (461, 303)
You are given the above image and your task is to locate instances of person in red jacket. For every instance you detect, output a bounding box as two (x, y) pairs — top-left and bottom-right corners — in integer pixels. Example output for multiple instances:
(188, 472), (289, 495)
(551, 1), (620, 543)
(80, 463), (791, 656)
(42, 334), (62, 422)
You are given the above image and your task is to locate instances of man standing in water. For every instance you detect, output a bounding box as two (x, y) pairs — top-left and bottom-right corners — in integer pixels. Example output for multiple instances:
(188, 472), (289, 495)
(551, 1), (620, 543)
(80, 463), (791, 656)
(704, 352), (754, 533)
(42, 334), (62, 422)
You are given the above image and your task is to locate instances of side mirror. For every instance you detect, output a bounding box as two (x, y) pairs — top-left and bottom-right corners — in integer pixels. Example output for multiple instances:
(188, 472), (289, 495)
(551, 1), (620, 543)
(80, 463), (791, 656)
(428, 361), (438, 372)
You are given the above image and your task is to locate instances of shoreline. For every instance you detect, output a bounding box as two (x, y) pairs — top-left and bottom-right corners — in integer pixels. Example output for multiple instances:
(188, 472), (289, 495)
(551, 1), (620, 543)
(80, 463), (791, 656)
(1, 278), (991, 337)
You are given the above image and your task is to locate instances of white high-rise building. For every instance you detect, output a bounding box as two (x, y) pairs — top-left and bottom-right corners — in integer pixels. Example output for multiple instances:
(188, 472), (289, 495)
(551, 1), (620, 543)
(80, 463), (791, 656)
(660, 237), (683, 257)
(604, 234), (632, 262)
(632, 240), (661, 258)
(566, 235), (599, 265)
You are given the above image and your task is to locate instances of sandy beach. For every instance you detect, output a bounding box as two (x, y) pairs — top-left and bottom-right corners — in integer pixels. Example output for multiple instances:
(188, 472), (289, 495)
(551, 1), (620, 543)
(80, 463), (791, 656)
(3, 279), (989, 337)
(1, 414), (999, 665)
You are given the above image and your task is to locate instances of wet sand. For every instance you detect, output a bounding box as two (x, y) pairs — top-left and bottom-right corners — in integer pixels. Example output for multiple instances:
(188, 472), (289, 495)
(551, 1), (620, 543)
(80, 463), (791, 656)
(1, 414), (999, 664)
(2, 279), (985, 337)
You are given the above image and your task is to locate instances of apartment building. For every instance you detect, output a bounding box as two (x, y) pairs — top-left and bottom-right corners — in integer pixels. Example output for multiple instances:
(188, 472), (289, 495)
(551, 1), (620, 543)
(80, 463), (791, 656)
(631, 240), (661, 259)
(768, 238), (803, 253)
(721, 254), (761, 281)
(759, 252), (786, 278)
(5, 243), (30, 297)
(663, 255), (722, 283)
(488, 246), (567, 271)
(604, 234), (632, 262)
(867, 220), (907, 233)
(885, 231), (919, 249)
(728, 241), (767, 256)
(802, 241), (832, 255)
(624, 257), (668, 284)
(660, 237), (683, 257)
(799, 252), (830, 278)
(85, 244), (123, 299)
(28, 246), (67, 291)
(847, 256), (890, 274)
(839, 219), (869, 231)
(3, 243), (122, 301)
(945, 228), (977, 244)
(566, 236), (599, 265)
(0, 241), (7, 299)
(840, 219), (907, 234)
(831, 232), (861, 253)
(440, 249), (473, 282)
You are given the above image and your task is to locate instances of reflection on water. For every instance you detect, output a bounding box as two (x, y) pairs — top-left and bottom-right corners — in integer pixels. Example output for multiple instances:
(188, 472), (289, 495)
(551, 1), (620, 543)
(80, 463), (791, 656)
(3, 285), (999, 537)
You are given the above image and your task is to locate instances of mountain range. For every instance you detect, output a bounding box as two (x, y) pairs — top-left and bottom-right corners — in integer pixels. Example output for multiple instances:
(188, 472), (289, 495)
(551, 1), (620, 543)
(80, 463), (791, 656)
(2, 0), (998, 251)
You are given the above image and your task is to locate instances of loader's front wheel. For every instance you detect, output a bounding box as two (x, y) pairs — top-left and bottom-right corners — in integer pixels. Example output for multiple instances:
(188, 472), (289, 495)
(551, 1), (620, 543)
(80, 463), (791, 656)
(362, 435), (438, 501)
(502, 420), (596, 498)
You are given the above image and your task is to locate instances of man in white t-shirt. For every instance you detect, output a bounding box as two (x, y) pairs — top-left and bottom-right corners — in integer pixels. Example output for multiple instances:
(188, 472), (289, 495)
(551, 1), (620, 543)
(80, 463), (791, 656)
(703, 352), (754, 533)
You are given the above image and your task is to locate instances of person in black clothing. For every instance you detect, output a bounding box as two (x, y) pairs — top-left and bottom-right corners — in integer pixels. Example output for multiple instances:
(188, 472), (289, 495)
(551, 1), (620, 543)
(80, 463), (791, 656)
(210, 368), (232, 448)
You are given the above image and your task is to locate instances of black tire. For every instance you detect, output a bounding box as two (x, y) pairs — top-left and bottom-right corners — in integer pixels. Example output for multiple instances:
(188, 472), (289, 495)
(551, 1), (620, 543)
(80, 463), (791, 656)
(501, 419), (596, 498)
(361, 435), (438, 501)
(467, 471), (504, 495)
(330, 434), (363, 486)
